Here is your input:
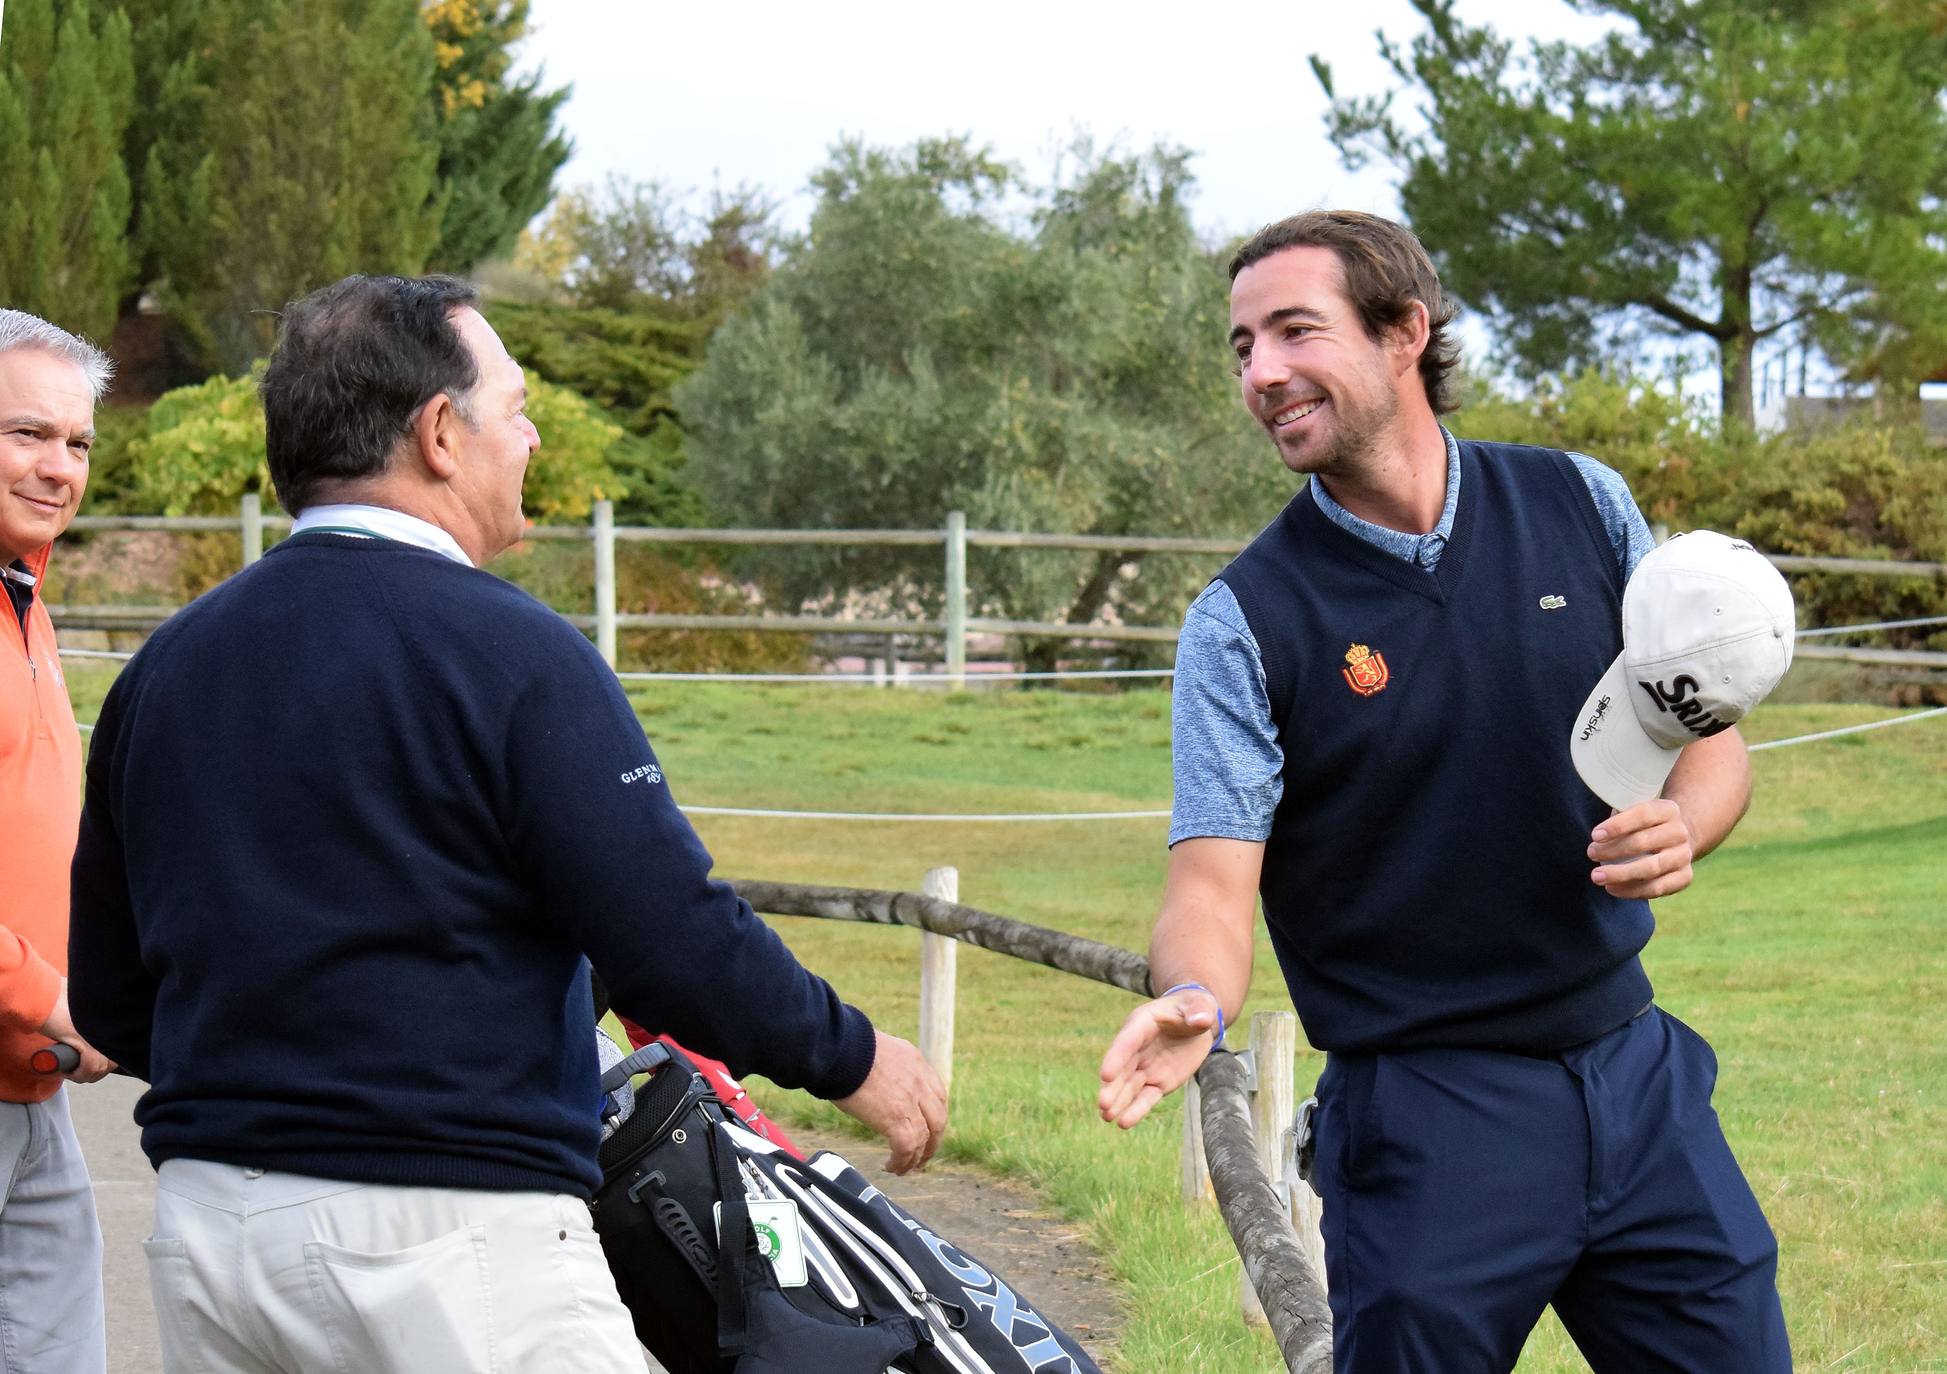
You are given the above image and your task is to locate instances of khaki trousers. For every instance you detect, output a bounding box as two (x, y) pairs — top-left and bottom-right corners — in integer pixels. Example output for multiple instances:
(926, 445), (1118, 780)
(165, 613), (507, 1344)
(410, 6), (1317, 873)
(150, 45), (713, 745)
(146, 1159), (647, 1373)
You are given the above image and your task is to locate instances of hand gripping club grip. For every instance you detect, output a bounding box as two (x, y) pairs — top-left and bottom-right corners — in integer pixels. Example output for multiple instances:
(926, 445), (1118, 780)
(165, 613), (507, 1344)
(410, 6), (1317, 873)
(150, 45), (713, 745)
(30, 1043), (80, 1075)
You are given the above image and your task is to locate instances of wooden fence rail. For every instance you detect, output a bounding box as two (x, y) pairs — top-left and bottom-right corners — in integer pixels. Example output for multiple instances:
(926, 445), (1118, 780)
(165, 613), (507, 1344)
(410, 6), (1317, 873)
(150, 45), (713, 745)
(59, 501), (1947, 670)
(730, 878), (1152, 995)
(729, 873), (1334, 1366)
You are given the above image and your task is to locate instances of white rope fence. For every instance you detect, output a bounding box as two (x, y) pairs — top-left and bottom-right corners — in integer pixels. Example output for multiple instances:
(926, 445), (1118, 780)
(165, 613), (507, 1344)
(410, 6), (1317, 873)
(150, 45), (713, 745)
(1794, 613), (1947, 639)
(680, 708), (1946, 820)
(1745, 705), (1947, 752)
(681, 804), (1171, 822)
(72, 708), (1944, 817)
(614, 666), (1178, 684)
(56, 604), (1947, 678)
(58, 621), (1947, 820)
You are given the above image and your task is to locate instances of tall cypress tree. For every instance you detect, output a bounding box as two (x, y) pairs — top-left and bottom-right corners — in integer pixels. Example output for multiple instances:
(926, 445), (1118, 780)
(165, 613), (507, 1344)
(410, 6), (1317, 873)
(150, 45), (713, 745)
(0, 0), (135, 341)
(137, 0), (444, 372)
(124, 0), (210, 294)
(423, 0), (572, 272)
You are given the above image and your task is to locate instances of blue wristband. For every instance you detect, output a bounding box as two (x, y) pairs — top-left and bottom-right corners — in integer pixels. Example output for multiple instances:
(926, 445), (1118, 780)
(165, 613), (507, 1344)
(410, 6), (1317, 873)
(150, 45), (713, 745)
(1161, 982), (1226, 1052)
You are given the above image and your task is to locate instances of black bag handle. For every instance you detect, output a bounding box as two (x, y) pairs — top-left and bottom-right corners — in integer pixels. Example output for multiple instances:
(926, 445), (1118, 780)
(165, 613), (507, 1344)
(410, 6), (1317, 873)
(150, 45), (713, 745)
(712, 1116), (755, 1357)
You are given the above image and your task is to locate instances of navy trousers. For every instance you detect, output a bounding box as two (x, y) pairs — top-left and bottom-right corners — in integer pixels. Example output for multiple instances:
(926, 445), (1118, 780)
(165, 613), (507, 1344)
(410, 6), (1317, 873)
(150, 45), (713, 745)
(1310, 1008), (1790, 1373)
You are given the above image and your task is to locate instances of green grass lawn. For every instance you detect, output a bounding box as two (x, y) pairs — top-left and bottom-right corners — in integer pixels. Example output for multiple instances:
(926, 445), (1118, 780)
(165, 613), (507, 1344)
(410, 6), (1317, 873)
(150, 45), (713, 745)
(64, 663), (1946, 1371)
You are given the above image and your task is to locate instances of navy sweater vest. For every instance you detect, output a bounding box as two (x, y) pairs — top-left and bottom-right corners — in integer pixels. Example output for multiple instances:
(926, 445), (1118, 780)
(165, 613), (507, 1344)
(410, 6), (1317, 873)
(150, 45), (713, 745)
(68, 534), (874, 1197)
(1217, 441), (1655, 1053)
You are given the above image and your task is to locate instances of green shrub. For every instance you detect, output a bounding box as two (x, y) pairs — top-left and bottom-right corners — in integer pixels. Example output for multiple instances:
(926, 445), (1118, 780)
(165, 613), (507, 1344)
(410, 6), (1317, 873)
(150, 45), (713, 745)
(1709, 421), (1947, 653)
(1455, 373), (1946, 653)
(1452, 369), (1730, 524)
(518, 375), (629, 521)
(120, 367), (662, 525)
(485, 299), (706, 526)
(79, 401), (157, 513)
(126, 373), (269, 516)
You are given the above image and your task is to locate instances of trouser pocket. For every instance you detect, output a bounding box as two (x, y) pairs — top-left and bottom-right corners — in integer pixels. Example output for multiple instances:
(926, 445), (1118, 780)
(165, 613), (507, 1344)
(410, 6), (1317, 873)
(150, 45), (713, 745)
(303, 1223), (496, 1374)
(142, 1236), (214, 1374)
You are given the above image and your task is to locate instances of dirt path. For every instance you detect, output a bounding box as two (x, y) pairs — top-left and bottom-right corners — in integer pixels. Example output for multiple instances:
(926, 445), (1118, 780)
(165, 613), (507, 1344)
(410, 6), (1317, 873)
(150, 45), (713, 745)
(72, 1079), (1121, 1372)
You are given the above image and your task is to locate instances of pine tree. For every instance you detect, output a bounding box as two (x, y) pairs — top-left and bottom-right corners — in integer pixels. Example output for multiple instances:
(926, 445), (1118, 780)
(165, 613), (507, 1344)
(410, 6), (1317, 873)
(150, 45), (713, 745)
(0, 0), (135, 341)
(422, 0), (571, 272)
(1315, 0), (1947, 425)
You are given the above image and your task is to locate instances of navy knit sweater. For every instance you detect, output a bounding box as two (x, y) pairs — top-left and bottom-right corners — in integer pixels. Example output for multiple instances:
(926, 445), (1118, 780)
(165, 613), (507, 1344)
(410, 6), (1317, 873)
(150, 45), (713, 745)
(69, 533), (875, 1198)
(1217, 441), (1656, 1053)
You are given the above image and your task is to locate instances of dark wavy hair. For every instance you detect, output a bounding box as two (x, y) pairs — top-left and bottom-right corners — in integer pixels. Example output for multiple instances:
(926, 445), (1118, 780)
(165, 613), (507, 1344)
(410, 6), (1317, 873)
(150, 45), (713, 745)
(259, 275), (481, 514)
(1227, 212), (1461, 414)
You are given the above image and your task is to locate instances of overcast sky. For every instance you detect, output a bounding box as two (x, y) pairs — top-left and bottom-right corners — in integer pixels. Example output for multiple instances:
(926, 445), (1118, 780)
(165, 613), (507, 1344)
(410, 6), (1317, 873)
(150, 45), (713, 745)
(518, 0), (1616, 244)
(513, 1), (1802, 406)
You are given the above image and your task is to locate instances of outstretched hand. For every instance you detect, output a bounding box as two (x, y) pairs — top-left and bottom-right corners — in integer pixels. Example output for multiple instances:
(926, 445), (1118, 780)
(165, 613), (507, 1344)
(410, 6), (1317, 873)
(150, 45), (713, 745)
(834, 1031), (948, 1175)
(1097, 986), (1222, 1130)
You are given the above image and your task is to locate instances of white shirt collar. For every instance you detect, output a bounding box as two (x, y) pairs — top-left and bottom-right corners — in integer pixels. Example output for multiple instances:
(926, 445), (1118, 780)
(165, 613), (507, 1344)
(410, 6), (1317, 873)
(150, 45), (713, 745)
(290, 504), (473, 567)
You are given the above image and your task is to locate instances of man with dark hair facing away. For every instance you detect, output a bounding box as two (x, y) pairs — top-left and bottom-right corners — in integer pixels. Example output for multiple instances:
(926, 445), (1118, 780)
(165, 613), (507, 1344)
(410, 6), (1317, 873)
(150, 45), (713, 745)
(1097, 212), (1789, 1372)
(0, 309), (117, 1374)
(68, 275), (946, 1374)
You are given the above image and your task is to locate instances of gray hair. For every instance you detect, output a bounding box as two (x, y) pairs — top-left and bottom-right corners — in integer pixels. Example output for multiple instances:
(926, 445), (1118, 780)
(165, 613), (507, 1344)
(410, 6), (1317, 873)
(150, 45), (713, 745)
(0, 309), (115, 400)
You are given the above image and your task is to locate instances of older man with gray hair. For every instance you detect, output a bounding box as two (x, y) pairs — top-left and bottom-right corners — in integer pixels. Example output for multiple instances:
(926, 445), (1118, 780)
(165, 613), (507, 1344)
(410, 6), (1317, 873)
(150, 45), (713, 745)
(0, 308), (117, 1374)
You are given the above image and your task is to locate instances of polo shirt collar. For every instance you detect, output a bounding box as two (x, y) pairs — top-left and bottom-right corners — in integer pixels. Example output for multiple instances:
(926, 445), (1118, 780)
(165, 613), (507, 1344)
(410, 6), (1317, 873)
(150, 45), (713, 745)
(291, 503), (473, 567)
(1309, 427), (1461, 571)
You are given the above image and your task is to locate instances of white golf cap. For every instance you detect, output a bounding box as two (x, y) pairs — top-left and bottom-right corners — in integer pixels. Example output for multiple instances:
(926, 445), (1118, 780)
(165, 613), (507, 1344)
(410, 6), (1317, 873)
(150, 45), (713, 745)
(1570, 530), (1796, 810)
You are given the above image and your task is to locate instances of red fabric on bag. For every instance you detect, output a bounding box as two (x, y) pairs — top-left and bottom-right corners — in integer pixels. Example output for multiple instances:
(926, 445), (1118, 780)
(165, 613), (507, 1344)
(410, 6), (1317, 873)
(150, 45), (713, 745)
(618, 1016), (804, 1160)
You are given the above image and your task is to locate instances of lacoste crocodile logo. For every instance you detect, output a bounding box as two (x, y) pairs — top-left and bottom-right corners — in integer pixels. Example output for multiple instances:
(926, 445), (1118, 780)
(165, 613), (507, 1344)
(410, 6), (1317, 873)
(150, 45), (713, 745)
(1539, 595), (1567, 610)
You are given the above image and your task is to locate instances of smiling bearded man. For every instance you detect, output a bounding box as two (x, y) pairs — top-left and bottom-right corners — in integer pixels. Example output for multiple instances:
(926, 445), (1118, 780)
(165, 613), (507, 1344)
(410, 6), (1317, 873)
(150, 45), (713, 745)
(1097, 212), (1791, 1374)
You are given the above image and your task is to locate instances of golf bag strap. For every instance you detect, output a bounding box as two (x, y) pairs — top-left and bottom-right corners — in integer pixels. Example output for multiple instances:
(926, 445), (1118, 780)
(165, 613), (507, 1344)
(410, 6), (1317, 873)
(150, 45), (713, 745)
(713, 1121), (753, 1357)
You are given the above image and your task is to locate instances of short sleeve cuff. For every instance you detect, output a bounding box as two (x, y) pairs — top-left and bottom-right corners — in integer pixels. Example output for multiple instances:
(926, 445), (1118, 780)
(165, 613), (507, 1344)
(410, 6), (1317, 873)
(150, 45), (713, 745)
(1168, 814), (1275, 848)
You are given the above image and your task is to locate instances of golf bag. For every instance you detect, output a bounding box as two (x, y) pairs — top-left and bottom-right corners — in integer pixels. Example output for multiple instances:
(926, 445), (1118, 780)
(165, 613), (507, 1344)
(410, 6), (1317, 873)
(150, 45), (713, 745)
(590, 1043), (1104, 1374)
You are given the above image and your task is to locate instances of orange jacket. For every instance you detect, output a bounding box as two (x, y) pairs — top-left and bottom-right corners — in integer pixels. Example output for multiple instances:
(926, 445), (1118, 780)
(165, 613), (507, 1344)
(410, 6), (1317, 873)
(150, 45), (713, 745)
(0, 541), (80, 1103)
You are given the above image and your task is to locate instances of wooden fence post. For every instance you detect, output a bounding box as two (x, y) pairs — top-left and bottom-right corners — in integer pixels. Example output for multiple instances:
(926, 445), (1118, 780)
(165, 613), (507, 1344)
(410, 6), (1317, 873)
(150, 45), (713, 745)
(1241, 1011), (1296, 1328)
(240, 493), (263, 568)
(944, 511), (967, 686)
(1181, 1075), (1213, 1203)
(593, 499), (617, 669)
(919, 866), (959, 1093)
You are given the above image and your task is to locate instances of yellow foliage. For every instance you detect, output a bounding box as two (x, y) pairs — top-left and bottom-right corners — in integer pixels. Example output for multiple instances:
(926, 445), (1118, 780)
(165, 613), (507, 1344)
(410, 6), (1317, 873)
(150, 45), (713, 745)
(126, 369), (639, 526)
(421, 0), (484, 37)
(518, 372), (628, 520)
(422, 0), (512, 116)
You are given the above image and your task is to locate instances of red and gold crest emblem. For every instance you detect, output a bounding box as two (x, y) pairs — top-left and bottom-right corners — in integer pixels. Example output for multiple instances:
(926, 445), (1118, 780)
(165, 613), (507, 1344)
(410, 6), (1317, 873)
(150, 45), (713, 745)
(1341, 642), (1389, 697)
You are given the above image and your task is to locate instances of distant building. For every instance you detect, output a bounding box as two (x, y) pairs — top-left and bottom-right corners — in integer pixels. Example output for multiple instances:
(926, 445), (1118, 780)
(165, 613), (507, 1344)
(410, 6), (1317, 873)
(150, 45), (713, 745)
(1783, 375), (1947, 446)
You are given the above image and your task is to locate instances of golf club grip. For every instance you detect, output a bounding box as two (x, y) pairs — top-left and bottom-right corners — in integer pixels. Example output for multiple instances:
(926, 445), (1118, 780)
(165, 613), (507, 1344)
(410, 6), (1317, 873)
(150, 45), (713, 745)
(31, 1043), (80, 1075)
